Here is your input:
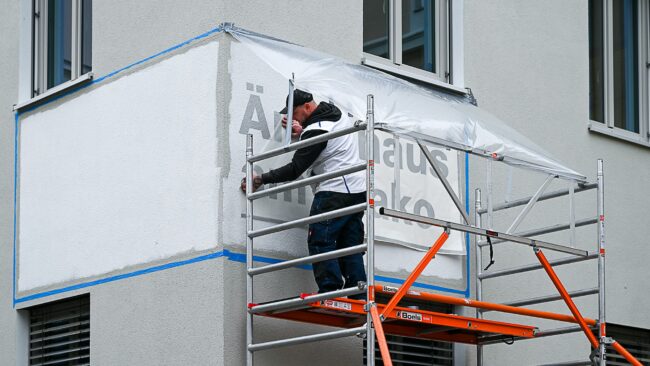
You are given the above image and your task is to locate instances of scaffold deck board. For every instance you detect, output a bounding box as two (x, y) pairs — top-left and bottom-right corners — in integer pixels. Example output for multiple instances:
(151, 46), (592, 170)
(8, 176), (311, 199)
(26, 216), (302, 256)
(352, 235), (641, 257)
(254, 296), (537, 345)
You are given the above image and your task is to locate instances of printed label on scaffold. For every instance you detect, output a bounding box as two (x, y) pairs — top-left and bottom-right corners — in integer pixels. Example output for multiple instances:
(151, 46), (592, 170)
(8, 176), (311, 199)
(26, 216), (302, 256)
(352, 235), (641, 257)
(396, 311), (423, 322)
(321, 300), (352, 311)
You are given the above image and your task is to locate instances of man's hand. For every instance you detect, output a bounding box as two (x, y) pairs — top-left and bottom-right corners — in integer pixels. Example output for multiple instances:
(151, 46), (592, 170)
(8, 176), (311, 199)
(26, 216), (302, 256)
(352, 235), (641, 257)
(240, 175), (264, 193)
(282, 116), (303, 139)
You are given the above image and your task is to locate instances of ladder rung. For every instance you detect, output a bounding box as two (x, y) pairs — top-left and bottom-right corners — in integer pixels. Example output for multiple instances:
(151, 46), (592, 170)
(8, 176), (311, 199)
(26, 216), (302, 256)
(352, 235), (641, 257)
(248, 163), (366, 201)
(477, 182), (598, 214)
(247, 123), (366, 163)
(478, 251), (598, 280)
(248, 203), (367, 238)
(249, 286), (366, 314)
(248, 326), (367, 352)
(248, 244), (367, 276)
(479, 325), (585, 345)
(380, 207), (588, 257)
(482, 288), (599, 310)
(477, 217), (598, 246)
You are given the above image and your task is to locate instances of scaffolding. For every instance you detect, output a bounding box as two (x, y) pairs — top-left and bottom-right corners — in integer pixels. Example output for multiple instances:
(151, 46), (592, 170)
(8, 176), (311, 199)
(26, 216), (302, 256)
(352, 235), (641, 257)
(244, 94), (642, 366)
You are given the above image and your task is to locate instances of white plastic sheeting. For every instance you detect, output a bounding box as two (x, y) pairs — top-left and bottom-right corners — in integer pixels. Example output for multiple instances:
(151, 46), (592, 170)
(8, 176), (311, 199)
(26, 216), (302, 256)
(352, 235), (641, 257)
(227, 27), (585, 182)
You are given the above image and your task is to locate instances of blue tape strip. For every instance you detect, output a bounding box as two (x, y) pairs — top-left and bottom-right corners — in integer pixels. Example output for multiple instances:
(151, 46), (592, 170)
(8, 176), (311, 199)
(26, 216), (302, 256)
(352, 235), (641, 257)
(19, 26), (222, 115)
(14, 251), (227, 304)
(13, 26), (223, 306)
(465, 152), (471, 298)
(225, 251), (312, 271)
(13, 113), (19, 306)
(15, 248), (468, 303)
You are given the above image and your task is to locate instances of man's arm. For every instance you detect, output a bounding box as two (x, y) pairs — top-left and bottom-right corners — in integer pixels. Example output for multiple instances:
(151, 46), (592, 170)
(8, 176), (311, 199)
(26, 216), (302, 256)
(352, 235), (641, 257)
(261, 130), (327, 184)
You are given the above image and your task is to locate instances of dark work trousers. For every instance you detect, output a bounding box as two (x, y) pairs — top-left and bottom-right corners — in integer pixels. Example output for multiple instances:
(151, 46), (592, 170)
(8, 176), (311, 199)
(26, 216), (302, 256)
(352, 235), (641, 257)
(308, 191), (367, 300)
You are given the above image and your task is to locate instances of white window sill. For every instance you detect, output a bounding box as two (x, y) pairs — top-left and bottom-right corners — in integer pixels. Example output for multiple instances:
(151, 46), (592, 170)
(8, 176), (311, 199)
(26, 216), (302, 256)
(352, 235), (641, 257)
(588, 121), (650, 149)
(361, 55), (467, 95)
(13, 72), (94, 112)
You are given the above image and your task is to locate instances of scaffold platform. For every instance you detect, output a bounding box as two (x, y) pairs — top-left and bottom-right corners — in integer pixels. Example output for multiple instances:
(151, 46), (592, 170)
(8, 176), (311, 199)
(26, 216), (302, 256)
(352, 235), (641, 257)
(252, 291), (537, 345)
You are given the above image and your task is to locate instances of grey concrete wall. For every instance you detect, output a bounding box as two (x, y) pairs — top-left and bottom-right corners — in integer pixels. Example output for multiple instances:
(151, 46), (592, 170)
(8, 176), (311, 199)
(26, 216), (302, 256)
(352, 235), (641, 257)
(0, 0), (20, 364)
(465, 0), (650, 364)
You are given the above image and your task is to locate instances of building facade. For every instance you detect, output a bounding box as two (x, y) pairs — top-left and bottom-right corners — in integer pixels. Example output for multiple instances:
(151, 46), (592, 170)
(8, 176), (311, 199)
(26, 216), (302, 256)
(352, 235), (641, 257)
(1, 1), (649, 365)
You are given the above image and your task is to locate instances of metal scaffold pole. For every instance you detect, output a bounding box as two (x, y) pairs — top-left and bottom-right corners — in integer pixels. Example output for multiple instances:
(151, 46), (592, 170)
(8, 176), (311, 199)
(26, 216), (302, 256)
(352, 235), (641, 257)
(474, 188), (483, 366)
(597, 159), (606, 365)
(246, 134), (254, 366)
(365, 94), (376, 366)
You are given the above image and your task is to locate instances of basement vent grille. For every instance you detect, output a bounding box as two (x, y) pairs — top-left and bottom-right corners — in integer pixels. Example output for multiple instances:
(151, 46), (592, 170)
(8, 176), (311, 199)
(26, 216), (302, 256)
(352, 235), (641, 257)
(363, 293), (453, 365)
(598, 324), (650, 365)
(29, 295), (90, 366)
(365, 334), (454, 366)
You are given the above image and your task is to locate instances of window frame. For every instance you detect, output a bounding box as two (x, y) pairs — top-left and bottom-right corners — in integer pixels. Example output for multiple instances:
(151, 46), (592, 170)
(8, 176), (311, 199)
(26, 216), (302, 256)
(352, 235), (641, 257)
(363, 0), (457, 89)
(588, 0), (650, 147)
(32, 0), (92, 97)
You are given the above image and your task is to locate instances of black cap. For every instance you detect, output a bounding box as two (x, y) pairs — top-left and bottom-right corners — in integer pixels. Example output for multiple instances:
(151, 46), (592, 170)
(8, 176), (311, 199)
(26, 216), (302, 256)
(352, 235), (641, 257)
(280, 89), (313, 114)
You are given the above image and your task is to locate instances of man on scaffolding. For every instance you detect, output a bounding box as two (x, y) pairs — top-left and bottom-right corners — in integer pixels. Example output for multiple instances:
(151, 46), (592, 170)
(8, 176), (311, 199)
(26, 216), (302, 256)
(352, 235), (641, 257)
(241, 89), (367, 300)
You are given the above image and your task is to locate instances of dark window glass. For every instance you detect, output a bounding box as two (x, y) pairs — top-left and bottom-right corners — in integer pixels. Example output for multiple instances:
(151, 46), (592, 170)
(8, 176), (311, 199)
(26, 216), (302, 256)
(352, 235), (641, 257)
(47, 0), (72, 89)
(589, 0), (605, 123)
(364, 0), (390, 59)
(402, 0), (436, 73)
(612, 0), (638, 132)
(81, 0), (92, 74)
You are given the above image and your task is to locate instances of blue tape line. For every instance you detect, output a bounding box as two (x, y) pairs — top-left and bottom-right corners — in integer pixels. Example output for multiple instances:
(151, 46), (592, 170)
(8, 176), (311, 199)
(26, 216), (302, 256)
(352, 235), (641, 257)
(15, 248), (468, 303)
(464, 152), (471, 298)
(19, 26), (222, 115)
(225, 250), (313, 271)
(14, 251), (227, 304)
(12, 112), (19, 307)
(92, 26), (222, 84)
(12, 26), (223, 305)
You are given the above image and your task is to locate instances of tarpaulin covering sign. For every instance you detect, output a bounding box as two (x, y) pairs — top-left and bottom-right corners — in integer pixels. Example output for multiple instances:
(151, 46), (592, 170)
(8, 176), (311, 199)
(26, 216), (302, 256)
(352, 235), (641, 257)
(227, 26), (585, 182)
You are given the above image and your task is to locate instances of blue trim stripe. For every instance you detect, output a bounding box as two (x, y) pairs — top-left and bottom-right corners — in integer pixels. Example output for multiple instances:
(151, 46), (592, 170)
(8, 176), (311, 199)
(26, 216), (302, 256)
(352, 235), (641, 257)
(13, 26), (224, 307)
(92, 26), (222, 84)
(14, 249), (468, 304)
(13, 113), (19, 306)
(15, 251), (227, 304)
(225, 250), (312, 271)
(464, 152), (471, 298)
(19, 26), (222, 115)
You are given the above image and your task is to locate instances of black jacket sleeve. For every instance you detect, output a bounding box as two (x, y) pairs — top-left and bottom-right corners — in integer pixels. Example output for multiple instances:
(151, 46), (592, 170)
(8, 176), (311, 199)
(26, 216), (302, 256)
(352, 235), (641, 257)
(261, 130), (327, 184)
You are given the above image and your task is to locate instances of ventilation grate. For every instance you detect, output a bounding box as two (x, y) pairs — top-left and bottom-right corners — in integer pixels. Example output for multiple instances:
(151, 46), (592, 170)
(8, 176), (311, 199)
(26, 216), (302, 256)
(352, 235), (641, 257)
(364, 293), (454, 365)
(598, 324), (650, 366)
(29, 295), (90, 366)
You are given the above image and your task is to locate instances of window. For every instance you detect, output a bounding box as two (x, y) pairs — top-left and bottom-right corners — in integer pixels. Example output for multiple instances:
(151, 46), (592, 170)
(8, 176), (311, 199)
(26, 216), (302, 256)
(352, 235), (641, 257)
(33, 0), (92, 96)
(363, 0), (450, 84)
(589, 0), (650, 146)
(29, 295), (90, 366)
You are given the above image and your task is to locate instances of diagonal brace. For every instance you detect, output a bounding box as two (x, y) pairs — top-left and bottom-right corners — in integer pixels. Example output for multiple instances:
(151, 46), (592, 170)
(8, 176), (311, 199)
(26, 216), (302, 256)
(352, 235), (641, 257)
(417, 140), (471, 224)
(369, 304), (393, 366)
(506, 174), (555, 234)
(381, 230), (450, 318)
(535, 248), (599, 348)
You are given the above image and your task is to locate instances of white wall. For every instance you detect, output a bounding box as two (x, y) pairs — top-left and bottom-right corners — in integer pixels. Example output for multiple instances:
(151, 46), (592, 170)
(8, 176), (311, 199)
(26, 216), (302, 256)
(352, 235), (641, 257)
(18, 41), (220, 292)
